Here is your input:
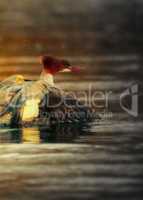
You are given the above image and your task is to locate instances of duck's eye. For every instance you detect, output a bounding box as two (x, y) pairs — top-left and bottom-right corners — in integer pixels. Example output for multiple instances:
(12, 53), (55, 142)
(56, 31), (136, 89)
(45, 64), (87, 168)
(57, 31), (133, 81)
(62, 60), (70, 67)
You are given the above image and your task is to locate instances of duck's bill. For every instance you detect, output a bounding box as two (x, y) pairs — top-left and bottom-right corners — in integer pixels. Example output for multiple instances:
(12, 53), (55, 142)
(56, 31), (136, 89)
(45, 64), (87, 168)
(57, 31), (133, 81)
(61, 66), (81, 73)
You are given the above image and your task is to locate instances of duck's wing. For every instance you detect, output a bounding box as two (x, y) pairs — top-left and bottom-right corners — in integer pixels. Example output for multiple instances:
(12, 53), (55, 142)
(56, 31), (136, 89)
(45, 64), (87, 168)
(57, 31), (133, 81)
(0, 75), (29, 118)
(0, 75), (25, 103)
(0, 75), (24, 89)
(13, 80), (52, 123)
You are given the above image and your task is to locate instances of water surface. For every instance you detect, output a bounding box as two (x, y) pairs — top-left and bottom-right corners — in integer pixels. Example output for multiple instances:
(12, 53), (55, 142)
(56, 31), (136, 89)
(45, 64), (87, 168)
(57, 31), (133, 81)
(0, 55), (142, 200)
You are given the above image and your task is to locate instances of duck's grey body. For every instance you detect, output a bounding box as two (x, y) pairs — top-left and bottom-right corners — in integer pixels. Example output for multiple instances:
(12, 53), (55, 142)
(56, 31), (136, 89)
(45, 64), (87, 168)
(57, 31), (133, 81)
(0, 77), (97, 126)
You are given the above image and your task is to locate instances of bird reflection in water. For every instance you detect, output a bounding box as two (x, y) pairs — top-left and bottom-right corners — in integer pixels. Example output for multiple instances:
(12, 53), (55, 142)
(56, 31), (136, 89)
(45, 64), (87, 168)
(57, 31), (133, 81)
(22, 127), (41, 144)
(1, 123), (90, 144)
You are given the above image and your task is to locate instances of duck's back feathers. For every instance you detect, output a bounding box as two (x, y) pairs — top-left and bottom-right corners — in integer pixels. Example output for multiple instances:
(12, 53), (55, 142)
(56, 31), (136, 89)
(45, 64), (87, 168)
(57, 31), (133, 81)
(38, 87), (98, 125)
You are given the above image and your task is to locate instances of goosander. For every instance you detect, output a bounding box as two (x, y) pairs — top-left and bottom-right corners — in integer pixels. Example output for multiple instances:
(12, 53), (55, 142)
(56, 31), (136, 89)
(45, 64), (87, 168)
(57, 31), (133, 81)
(0, 55), (97, 126)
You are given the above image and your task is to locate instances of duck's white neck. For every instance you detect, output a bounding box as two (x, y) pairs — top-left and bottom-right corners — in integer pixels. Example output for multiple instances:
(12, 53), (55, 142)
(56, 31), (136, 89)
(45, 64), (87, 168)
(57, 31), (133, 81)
(40, 71), (54, 86)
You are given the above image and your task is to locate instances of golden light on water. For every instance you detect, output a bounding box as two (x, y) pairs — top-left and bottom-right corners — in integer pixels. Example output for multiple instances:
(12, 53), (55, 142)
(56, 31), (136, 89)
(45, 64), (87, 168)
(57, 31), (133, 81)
(22, 127), (40, 144)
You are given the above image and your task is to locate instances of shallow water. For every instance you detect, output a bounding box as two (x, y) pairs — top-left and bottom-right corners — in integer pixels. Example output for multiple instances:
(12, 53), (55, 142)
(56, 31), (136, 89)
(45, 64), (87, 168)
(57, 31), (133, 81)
(0, 55), (143, 199)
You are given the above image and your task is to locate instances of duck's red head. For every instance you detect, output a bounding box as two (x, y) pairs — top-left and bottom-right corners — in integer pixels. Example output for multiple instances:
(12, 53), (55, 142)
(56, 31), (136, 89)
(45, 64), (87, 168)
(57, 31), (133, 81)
(41, 55), (80, 75)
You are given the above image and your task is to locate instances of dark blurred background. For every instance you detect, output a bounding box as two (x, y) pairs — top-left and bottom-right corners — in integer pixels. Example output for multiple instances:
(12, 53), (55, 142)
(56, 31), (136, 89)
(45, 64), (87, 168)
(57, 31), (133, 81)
(0, 0), (142, 80)
(0, 3), (143, 199)
(0, 0), (141, 55)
